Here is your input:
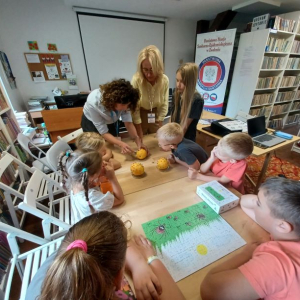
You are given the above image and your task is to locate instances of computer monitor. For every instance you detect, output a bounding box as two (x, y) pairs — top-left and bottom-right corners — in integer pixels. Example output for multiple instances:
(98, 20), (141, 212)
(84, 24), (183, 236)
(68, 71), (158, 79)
(54, 94), (89, 109)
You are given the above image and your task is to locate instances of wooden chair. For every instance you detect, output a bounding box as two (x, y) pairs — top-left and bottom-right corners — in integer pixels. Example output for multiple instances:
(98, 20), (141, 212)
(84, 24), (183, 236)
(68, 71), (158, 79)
(0, 222), (63, 300)
(19, 168), (73, 240)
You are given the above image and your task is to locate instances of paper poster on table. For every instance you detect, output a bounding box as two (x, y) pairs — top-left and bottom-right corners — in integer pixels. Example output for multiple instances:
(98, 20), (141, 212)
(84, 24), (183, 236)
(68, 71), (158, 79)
(31, 71), (45, 83)
(45, 63), (59, 80)
(195, 29), (236, 114)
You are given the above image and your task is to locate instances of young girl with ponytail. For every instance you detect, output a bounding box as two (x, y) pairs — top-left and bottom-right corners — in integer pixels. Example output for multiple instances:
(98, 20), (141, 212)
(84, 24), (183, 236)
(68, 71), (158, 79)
(171, 62), (204, 142)
(58, 150), (124, 223)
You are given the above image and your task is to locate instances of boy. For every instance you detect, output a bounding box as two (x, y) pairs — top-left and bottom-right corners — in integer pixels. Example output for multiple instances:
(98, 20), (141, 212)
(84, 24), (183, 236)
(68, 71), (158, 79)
(188, 132), (253, 194)
(156, 122), (208, 170)
(201, 177), (300, 300)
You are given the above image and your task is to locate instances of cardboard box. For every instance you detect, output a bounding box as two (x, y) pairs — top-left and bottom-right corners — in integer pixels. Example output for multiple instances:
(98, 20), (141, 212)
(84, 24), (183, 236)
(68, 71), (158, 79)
(196, 181), (239, 214)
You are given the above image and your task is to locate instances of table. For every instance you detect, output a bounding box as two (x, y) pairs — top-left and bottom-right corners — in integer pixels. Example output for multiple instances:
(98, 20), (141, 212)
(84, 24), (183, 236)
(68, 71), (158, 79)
(110, 136), (269, 300)
(197, 111), (300, 193)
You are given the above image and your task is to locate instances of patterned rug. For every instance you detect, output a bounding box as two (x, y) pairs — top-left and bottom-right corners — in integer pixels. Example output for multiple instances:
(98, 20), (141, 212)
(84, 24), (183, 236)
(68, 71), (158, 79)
(245, 155), (300, 194)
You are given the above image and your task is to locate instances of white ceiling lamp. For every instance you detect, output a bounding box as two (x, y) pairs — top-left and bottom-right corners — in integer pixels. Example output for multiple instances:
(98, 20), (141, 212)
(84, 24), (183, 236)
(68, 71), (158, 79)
(232, 0), (281, 14)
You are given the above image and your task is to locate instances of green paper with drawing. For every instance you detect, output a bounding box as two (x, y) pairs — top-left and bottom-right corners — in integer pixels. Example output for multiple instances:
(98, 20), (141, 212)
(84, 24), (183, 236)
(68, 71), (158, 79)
(142, 202), (246, 282)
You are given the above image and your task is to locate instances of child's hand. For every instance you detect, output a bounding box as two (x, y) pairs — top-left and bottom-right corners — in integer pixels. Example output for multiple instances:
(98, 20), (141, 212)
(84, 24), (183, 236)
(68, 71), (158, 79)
(134, 235), (156, 259)
(210, 146), (218, 160)
(167, 154), (176, 164)
(188, 168), (198, 180)
(103, 162), (116, 180)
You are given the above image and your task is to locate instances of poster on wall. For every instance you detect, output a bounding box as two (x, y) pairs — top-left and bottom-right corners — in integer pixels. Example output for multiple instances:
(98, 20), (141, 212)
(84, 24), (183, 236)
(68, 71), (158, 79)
(195, 29), (236, 114)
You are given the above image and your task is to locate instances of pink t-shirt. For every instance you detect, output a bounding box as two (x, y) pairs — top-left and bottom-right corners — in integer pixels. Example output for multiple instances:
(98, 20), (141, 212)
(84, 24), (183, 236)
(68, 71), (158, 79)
(239, 240), (300, 300)
(211, 159), (247, 194)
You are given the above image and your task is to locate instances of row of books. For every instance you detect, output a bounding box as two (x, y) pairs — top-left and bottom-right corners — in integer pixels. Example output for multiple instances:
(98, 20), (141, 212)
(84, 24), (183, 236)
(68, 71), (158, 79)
(251, 93), (274, 106)
(0, 130), (9, 152)
(280, 75), (300, 87)
(286, 114), (300, 125)
(291, 40), (300, 54)
(265, 38), (290, 52)
(269, 16), (296, 33)
(268, 118), (283, 129)
(286, 57), (300, 70)
(0, 89), (8, 112)
(2, 115), (20, 141)
(290, 101), (300, 111)
(0, 162), (17, 186)
(0, 230), (11, 285)
(256, 76), (280, 89)
(271, 103), (290, 116)
(250, 106), (272, 117)
(275, 91), (296, 102)
(296, 90), (300, 99)
(261, 56), (284, 69)
(15, 145), (27, 163)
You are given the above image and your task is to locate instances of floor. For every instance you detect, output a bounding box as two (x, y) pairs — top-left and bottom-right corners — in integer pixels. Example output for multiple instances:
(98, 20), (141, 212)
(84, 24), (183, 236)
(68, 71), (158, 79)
(7, 124), (300, 299)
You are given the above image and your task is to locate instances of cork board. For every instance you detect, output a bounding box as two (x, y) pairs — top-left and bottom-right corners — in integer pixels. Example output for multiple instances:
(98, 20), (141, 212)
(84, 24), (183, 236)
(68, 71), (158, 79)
(24, 53), (72, 81)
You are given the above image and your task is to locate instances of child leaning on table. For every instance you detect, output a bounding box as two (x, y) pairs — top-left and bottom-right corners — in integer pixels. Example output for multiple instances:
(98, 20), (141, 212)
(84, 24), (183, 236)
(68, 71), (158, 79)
(76, 131), (121, 170)
(188, 132), (253, 194)
(58, 150), (124, 223)
(201, 177), (300, 300)
(156, 122), (208, 170)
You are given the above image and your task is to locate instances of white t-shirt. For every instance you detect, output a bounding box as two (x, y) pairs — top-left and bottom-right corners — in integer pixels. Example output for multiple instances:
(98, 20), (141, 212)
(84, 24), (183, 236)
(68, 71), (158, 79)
(71, 187), (114, 223)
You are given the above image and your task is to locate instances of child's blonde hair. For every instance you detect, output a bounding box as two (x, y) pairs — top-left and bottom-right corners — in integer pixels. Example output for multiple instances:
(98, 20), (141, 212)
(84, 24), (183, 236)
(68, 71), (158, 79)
(220, 132), (253, 160)
(172, 63), (201, 128)
(76, 132), (105, 153)
(156, 122), (183, 143)
(58, 150), (103, 213)
(40, 211), (127, 300)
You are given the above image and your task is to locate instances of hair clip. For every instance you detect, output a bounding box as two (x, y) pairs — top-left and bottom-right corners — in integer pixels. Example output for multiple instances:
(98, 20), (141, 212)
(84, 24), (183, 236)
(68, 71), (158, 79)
(66, 240), (87, 253)
(81, 168), (88, 173)
(66, 151), (71, 157)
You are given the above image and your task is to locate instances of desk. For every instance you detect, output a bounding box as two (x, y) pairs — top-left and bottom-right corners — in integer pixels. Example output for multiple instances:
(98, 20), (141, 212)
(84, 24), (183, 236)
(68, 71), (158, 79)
(197, 111), (300, 193)
(112, 175), (269, 300)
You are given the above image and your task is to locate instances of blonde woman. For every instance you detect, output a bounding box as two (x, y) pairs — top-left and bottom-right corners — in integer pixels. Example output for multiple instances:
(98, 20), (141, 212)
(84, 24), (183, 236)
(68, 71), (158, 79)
(131, 45), (169, 140)
(171, 63), (204, 142)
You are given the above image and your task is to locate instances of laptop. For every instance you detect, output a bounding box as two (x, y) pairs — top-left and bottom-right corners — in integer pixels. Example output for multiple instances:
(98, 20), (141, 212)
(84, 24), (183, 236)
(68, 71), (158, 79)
(247, 116), (286, 148)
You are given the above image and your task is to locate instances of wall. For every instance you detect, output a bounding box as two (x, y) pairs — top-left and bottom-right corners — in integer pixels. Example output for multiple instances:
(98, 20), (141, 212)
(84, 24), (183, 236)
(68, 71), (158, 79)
(0, 0), (196, 110)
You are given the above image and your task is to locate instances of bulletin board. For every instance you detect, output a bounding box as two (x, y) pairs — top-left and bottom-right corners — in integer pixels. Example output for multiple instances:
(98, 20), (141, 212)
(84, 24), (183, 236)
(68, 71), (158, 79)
(24, 53), (73, 81)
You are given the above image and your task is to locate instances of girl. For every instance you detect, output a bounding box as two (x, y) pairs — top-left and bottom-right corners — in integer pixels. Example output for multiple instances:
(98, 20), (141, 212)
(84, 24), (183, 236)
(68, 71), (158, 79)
(131, 45), (169, 138)
(171, 63), (204, 142)
(58, 150), (124, 223)
(81, 78), (147, 154)
(37, 212), (185, 300)
(76, 131), (121, 170)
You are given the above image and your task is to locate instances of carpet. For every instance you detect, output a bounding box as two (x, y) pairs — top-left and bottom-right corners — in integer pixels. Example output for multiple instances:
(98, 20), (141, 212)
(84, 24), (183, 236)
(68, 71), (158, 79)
(244, 155), (300, 194)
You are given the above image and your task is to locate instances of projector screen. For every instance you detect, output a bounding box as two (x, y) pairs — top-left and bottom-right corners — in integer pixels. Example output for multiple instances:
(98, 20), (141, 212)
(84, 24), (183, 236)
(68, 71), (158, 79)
(77, 13), (165, 90)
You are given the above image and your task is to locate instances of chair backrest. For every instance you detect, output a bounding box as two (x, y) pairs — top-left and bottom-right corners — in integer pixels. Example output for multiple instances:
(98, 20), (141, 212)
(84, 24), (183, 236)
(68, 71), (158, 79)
(46, 139), (72, 171)
(58, 128), (83, 143)
(17, 133), (52, 172)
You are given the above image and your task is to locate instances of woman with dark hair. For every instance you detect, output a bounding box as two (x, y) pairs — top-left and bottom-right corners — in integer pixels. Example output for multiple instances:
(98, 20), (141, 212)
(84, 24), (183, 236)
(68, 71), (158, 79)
(81, 79), (146, 154)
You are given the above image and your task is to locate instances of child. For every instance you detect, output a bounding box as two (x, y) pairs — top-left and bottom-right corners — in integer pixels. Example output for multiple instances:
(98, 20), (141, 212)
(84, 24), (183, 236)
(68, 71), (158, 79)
(156, 122), (208, 170)
(171, 62), (204, 142)
(36, 211), (185, 300)
(58, 150), (124, 223)
(201, 177), (300, 300)
(188, 132), (253, 194)
(76, 131), (121, 170)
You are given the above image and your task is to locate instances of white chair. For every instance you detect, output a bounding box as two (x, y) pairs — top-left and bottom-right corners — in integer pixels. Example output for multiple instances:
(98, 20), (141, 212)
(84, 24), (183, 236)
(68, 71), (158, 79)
(0, 152), (62, 230)
(58, 128), (83, 143)
(17, 133), (53, 173)
(46, 139), (72, 172)
(0, 222), (63, 300)
(19, 168), (73, 240)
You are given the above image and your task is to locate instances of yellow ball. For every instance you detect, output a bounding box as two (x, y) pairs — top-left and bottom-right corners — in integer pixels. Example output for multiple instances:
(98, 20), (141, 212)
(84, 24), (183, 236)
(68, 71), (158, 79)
(130, 162), (145, 176)
(157, 157), (169, 170)
(136, 148), (147, 160)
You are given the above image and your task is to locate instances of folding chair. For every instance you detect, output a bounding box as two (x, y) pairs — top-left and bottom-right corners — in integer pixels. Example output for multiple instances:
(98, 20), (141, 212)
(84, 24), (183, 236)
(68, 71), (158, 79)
(0, 152), (61, 230)
(46, 139), (72, 172)
(58, 128), (83, 143)
(17, 133), (54, 173)
(19, 168), (73, 240)
(0, 222), (63, 300)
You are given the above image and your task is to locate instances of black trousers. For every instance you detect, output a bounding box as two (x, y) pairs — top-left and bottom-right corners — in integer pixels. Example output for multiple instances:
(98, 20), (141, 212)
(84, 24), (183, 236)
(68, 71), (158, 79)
(81, 113), (118, 136)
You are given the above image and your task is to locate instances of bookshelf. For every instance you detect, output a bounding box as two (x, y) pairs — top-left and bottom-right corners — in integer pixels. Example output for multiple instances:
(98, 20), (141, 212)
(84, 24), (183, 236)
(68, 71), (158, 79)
(226, 17), (300, 130)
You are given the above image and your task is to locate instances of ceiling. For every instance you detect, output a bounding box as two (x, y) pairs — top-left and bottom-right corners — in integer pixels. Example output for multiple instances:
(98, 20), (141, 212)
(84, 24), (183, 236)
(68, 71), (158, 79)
(64, 0), (300, 21)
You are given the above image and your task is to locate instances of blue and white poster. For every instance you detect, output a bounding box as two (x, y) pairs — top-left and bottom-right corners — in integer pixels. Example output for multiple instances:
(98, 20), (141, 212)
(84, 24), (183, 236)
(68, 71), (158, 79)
(195, 29), (236, 114)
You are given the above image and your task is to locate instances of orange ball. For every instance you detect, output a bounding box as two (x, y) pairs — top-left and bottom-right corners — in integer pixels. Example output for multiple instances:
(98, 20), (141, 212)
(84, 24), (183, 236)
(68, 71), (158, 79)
(136, 148), (147, 160)
(130, 162), (145, 176)
(157, 157), (169, 170)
